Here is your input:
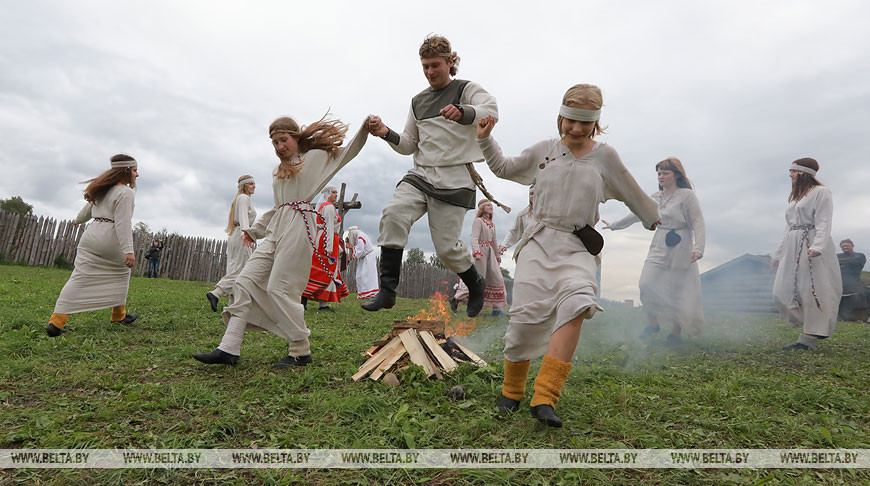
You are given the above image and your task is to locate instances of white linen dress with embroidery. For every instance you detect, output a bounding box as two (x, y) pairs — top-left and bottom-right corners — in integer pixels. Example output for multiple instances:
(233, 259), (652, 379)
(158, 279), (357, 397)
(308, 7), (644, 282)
(351, 230), (379, 300)
(221, 123), (368, 352)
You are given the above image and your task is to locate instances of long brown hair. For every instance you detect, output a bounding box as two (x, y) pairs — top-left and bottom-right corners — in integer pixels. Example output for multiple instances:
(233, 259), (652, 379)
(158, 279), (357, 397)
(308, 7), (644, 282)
(225, 174), (254, 235)
(789, 157), (822, 202)
(269, 113), (348, 179)
(83, 154), (136, 203)
(655, 157), (693, 190)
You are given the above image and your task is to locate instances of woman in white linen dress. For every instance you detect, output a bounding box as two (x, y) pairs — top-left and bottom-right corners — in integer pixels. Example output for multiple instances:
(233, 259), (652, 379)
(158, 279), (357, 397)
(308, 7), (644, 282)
(451, 200), (508, 315)
(603, 157), (706, 343)
(771, 157), (841, 351)
(193, 115), (368, 368)
(477, 84), (660, 427)
(499, 185), (535, 255)
(46, 154), (140, 337)
(206, 175), (257, 312)
(346, 226), (379, 301)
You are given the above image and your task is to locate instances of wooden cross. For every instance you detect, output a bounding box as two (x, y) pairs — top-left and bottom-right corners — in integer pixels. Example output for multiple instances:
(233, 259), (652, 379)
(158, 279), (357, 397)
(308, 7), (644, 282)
(336, 182), (361, 237)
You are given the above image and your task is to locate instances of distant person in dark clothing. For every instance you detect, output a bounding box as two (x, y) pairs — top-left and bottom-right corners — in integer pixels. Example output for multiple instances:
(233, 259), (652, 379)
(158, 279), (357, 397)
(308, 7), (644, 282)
(145, 240), (162, 278)
(837, 239), (867, 321)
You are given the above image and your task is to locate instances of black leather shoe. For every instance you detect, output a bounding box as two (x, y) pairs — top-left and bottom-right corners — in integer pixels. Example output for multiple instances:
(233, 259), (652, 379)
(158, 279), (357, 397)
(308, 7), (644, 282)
(458, 265), (485, 318)
(193, 348), (239, 365)
(665, 334), (681, 345)
(497, 396), (520, 414)
(273, 355), (312, 368)
(46, 324), (63, 337)
(317, 305), (333, 311)
(121, 313), (138, 324)
(362, 247), (403, 312)
(492, 308), (505, 317)
(783, 343), (811, 351)
(449, 297), (458, 313)
(206, 292), (219, 312)
(530, 404), (562, 428)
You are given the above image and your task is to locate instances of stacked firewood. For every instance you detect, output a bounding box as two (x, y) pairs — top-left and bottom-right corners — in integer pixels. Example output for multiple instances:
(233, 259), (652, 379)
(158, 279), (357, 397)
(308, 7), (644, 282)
(352, 319), (486, 381)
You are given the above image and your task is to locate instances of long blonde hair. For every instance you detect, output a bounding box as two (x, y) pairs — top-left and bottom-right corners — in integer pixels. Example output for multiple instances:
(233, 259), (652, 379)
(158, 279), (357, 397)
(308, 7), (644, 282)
(269, 114), (348, 179)
(225, 174), (254, 235)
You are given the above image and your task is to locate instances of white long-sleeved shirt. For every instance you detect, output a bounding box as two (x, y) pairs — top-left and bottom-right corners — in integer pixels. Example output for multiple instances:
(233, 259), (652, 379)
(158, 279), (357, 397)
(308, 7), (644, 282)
(478, 136), (659, 255)
(75, 185), (135, 254)
(773, 186), (835, 260)
(384, 79), (498, 190)
(609, 189), (706, 268)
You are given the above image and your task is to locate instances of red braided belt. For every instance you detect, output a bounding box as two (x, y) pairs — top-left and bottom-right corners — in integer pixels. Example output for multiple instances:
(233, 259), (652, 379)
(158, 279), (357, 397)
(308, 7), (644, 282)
(274, 201), (336, 272)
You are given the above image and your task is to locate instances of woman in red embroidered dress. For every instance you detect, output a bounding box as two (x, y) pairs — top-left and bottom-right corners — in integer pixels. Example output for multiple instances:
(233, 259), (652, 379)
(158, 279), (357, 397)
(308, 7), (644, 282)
(452, 199), (508, 315)
(302, 185), (350, 310)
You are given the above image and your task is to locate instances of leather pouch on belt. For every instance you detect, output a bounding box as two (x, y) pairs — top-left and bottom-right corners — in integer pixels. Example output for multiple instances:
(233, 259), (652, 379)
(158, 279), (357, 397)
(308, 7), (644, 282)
(665, 229), (682, 247)
(573, 224), (604, 256)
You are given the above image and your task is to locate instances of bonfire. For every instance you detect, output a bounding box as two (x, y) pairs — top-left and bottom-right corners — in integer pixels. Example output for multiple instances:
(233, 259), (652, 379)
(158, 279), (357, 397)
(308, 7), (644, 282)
(352, 292), (487, 382)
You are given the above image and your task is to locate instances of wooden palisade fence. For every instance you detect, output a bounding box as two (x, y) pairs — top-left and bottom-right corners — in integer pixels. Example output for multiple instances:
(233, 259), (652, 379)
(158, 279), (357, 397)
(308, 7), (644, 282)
(0, 209), (464, 299)
(0, 210), (228, 283)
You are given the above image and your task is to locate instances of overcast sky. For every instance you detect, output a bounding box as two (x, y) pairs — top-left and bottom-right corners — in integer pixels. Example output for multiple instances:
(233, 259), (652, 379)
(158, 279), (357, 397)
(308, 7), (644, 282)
(2, 0), (868, 301)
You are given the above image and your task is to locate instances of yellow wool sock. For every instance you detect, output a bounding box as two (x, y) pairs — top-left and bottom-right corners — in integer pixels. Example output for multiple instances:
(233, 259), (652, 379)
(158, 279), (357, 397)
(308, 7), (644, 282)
(501, 359), (531, 401)
(49, 313), (70, 329)
(530, 355), (573, 408)
(111, 305), (126, 322)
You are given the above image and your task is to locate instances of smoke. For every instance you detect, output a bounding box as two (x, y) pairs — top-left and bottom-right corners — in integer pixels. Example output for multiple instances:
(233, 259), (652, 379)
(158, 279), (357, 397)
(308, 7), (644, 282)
(451, 301), (788, 370)
(451, 315), (510, 361)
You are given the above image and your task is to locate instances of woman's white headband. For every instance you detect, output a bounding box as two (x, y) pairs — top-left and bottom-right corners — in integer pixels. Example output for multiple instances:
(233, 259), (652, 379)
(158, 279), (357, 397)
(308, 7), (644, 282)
(559, 105), (600, 122)
(238, 177), (255, 188)
(790, 164), (817, 176)
(110, 158), (137, 168)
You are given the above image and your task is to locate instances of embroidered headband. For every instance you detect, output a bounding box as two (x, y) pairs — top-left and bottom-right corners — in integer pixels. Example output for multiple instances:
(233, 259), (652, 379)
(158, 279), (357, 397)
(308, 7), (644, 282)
(238, 177), (255, 188)
(559, 105), (601, 122)
(790, 164), (817, 176)
(477, 199), (492, 207)
(110, 157), (137, 168)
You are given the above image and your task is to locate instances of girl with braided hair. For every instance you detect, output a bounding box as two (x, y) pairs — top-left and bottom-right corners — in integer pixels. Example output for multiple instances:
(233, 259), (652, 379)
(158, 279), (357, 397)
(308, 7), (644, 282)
(194, 114), (368, 368)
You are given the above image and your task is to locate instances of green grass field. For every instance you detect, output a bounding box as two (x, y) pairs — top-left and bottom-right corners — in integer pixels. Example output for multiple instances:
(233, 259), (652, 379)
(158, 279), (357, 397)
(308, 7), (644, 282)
(1, 265), (869, 484)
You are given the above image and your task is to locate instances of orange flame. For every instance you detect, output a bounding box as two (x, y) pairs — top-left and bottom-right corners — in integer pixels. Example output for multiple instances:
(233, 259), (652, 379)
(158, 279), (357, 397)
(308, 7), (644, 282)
(446, 318), (478, 338)
(406, 291), (480, 338)
(407, 291), (451, 321)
